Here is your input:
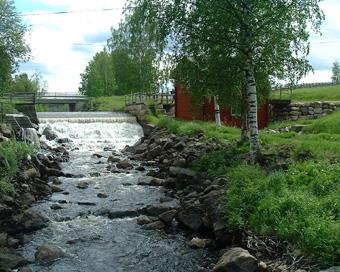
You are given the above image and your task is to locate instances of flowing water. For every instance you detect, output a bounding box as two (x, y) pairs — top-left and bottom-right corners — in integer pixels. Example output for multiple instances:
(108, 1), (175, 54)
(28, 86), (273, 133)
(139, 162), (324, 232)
(19, 112), (213, 272)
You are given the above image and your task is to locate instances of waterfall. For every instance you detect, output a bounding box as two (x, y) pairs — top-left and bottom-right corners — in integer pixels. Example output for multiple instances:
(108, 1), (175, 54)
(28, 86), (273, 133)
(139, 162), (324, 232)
(38, 112), (143, 151)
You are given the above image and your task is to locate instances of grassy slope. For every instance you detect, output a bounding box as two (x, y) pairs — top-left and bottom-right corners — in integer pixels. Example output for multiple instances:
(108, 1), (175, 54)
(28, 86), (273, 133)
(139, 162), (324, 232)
(149, 113), (340, 267)
(271, 84), (340, 101)
(87, 96), (126, 112)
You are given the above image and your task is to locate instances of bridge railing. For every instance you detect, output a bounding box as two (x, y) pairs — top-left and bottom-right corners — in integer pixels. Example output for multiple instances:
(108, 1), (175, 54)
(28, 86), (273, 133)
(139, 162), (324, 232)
(125, 92), (174, 106)
(1, 92), (36, 104)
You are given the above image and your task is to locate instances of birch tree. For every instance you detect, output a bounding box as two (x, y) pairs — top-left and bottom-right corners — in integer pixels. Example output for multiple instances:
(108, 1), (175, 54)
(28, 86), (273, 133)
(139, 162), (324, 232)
(128, 0), (324, 157)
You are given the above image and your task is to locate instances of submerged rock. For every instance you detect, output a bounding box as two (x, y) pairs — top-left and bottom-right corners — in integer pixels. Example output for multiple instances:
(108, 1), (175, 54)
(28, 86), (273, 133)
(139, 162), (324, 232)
(187, 237), (213, 249)
(77, 181), (89, 189)
(35, 245), (66, 264)
(142, 220), (165, 230)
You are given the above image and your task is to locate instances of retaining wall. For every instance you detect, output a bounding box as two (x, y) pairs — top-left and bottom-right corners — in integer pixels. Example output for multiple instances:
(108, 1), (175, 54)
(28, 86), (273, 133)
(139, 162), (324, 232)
(271, 101), (340, 121)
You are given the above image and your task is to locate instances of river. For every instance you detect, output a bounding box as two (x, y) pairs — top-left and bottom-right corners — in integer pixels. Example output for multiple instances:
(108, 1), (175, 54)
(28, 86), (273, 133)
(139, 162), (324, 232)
(19, 112), (213, 272)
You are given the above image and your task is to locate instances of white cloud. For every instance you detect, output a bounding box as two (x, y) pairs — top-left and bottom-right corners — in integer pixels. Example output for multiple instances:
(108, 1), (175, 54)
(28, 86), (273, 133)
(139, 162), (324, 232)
(21, 0), (126, 92)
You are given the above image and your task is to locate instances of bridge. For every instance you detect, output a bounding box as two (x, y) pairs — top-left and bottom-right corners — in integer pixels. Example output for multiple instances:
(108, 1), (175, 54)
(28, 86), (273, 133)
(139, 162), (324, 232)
(0, 92), (89, 124)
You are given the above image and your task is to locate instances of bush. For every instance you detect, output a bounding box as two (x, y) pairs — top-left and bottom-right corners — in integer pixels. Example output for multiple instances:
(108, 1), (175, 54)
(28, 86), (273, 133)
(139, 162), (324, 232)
(226, 161), (340, 266)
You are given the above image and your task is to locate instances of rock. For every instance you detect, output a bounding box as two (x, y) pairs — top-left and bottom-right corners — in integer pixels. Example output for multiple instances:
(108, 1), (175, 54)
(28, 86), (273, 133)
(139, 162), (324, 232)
(18, 266), (33, 272)
(77, 202), (96, 206)
(7, 236), (20, 248)
(13, 209), (49, 232)
(0, 155), (9, 168)
(116, 160), (133, 169)
(0, 248), (28, 269)
(174, 141), (186, 151)
(258, 261), (268, 272)
(51, 185), (64, 193)
(213, 247), (258, 272)
(90, 172), (100, 177)
(138, 176), (165, 186)
(97, 192), (108, 198)
(50, 203), (63, 210)
(135, 166), (146, 171)
(108, 156), (120, 163)
(159, 196), (173, 203)
(142, 220), (165, 230)
(107, 209), (139, 219)
(290, 124), (307, 133)
(35, 245), (66, 264)
(0, 233), (7, 246)
(144, 204), (172, 217)
(93, 153), (104, 158)
(57, 138), (70, 144)
(77, 181), (89, 189)
(51, 177), (62, 185)
(0, 204), (13, 217)
(169, 167), (197, 179)
(20, 192), (36, 206)
(187, 237), (213, 248)
(176, 207), (203, 231)
(42, 125), (58, 141)
(137, 215), (157, 225)
(158, 210), (177, 224)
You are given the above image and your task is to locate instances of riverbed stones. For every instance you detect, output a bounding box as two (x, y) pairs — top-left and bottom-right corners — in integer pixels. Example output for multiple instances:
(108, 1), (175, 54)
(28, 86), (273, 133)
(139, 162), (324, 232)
(213, 247), (258, 272)
(97, 192), (108, 198)
(187, 237), (213, 248)
(77, 181), (89, 189)
(42, 125), (58, 141)
(13, 209), (49, 232)
(116, 160), (133, 169)
(50, 203), (63, 210)
(142, 220), (165, 230)
(137, 215), (158, 225)
(158, 209), (177, 224)
(35, 245), (66, 264)
(138, 176), (165, 186)
(144, 204), (172, 217)
(176, 206), (203, 231)
(107, 156), (120, 163)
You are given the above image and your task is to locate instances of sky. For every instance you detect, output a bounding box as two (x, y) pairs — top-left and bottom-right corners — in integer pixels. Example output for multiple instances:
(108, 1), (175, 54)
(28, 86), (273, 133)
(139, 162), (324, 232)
(14, 0), (340, 92)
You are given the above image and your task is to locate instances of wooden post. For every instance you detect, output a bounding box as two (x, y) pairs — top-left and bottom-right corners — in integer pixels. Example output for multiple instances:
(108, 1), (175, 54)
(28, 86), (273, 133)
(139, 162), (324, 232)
(214, 96), (221, 127)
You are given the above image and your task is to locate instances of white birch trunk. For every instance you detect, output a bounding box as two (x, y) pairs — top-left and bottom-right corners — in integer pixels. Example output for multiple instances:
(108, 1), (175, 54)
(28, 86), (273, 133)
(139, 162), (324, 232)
(214, 96), (221, 127)
(245, 62), (260, 157)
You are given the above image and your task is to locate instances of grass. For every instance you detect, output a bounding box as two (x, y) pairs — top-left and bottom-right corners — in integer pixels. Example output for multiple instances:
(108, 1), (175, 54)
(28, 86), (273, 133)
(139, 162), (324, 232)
(271, 84), (340, 101)
(149, 113), (340, 267)
(86, 96), (126, 112)
(0, 140), (33, 198)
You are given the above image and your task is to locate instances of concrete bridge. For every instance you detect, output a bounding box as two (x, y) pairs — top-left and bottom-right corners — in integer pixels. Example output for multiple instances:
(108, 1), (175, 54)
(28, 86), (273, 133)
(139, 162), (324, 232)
(1, 92), (89, 124)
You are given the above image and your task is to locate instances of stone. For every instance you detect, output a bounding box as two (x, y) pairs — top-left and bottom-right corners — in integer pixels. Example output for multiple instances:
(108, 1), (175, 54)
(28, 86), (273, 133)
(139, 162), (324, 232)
(51, 185), (64, 193)
(12, 209), (49, 233)
(169, 167), (197, 179)
(176, 207), (203, 231)
(0, 204), (13, 217)
(97, 192), (108, 198)
(213, 247), (258, 272)
(18, 267), (33, 272)
(116, 160), (133, 169)
(135, 166), (146, 171)
(52, 177), (62, 185)
(50, 203), (63, 210)
(93, 153), (104, 158)
(158, 210), (177, 224)
(138, 176), (165, 186)
(35, 245), (66, 264)
(20, 192), (36, 206)
(137, 215), (157, 225)
(25, 167), (40, 178)
(77, 181), (89, 189)
(187, 237), (213, 248)
(107, 209), (139, 219)
(0, 233), (8, 246)
(0, 155), (9, 168)
(290, 124), (308, 133)
(42, 125), (58, 141)
(107, 156), (120, 163)
(144, 204), (172, 217)
(141, 220), (165, 230)
(0, 248), (28, 269)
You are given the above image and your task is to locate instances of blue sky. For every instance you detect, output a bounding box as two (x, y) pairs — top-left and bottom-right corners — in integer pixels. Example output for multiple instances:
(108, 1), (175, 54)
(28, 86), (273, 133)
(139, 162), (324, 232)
(14, 0), (340, 92)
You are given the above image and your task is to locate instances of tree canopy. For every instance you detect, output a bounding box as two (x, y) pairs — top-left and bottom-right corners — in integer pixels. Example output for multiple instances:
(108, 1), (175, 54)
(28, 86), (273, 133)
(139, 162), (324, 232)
(331, 61), (340, 84)
(0, 0), (30, 93)
(9, 73), (47, 94)
(127, 0), (324, 156)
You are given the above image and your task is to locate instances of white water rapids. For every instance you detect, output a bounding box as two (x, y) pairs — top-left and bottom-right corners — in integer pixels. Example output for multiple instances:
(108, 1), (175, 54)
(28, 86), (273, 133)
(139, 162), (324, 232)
(19, 112), (213, 272)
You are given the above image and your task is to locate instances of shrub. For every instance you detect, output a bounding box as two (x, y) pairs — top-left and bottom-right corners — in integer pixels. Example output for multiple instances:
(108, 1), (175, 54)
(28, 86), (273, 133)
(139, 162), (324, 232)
(226, 161), (340, 266)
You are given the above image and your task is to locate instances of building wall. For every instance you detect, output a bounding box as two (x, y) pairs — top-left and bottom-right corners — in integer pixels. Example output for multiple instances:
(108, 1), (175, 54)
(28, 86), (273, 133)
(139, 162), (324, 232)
(175, 85), (269, 129)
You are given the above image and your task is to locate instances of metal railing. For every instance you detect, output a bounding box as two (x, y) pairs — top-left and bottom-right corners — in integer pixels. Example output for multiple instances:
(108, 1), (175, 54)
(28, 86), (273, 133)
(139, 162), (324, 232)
(1, 92), (36, 104)
(125, 92), (175, 106)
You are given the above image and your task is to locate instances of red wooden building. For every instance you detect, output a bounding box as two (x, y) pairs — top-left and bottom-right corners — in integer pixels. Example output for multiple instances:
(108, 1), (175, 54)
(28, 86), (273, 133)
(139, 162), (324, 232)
(175, 85), (269, 129)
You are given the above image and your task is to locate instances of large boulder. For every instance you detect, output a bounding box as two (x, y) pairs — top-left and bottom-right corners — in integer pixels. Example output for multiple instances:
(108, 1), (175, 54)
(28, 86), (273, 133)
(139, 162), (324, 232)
(213, 247), (258, 272)
(42, 125), (58, 141)
(138, 176), (165, 186)
(13, 208), (49, 233)
(176, 206), (204, 231)
(35, 245), (66, 264)
(0, 248), (28, 269)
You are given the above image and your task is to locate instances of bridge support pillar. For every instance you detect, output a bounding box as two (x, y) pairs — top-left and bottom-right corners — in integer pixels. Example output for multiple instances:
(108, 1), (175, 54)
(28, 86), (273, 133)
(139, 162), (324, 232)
(69, 103), (76, 112)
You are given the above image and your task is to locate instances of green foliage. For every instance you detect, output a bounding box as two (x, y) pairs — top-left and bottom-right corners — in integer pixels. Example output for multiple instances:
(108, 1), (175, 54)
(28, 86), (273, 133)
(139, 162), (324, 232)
(147, 115), (239, 141)
(86, 96), (126, 112)
(226, 162), (340, 266)
(0, 0), (30, 93)
(8, 73), (47, 94)
(79, 50), (118, 97)
(304, 110), (340, 134)
(271, 84), (340, 101)
(332, 62), (340, 84)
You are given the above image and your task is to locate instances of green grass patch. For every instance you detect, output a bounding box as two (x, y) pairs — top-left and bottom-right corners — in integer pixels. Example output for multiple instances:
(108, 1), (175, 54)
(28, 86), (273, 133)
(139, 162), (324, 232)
(147, 115), (240, 142)
(0, 140), (33, 198)
(86, 96), (126, 112)
(271, 84), (340, 101)
(226, 162), (340, 266)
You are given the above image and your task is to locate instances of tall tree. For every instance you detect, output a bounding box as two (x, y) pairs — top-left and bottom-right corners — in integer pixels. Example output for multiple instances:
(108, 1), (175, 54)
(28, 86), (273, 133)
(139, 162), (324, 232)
(9, 73), (47, 94)
(0, 0), (30, 93)
(128, 0), (324, 157)
(79, 49), (117, 97)
(331, 61), (340, 84)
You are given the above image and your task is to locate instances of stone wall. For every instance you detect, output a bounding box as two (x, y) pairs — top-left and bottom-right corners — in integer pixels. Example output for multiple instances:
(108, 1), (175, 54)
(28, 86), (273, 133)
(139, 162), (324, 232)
(125, 103), (149, 122)
(271, 101), (340, 121)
